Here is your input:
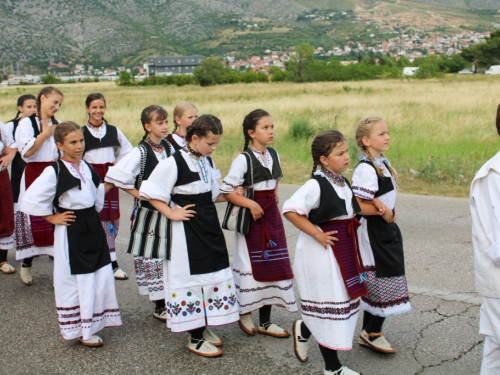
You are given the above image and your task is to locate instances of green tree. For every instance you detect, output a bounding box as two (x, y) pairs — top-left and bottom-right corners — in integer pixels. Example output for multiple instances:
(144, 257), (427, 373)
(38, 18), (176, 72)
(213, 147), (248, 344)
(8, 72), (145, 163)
(286, 42), (315, 82)
(461, 30), (500, 68)
(268, 66), (286, 82)
(193, 58), (226, 86)
(40, 74), (61, 84)
(116, 71), (134, 86)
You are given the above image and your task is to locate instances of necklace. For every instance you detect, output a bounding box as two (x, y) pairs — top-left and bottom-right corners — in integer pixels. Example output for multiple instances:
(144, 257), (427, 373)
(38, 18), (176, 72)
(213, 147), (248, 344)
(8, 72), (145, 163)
(88, 120), (103, 127)
(174, 131), (185, 140)
(186, 143), (203, 158)
(189, 157), (209, 183)
(146, 138), (166, 159)
(321, 167), (345, 187)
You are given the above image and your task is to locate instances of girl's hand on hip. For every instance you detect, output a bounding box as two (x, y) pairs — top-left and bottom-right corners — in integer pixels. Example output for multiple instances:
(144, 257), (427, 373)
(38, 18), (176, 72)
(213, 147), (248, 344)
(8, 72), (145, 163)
(313, 230), (338, 249)
(168, 204), (197, 221)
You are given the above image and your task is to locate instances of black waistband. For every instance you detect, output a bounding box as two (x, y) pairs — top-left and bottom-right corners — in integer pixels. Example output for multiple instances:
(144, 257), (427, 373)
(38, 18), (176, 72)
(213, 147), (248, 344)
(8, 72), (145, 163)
(171, 191), (213, 207)
(59, 205), (96, 216)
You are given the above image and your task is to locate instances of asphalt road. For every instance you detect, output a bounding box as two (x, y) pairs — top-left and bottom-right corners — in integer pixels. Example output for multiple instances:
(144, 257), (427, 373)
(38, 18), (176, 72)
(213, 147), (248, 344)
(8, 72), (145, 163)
(0, 186), (483, 375)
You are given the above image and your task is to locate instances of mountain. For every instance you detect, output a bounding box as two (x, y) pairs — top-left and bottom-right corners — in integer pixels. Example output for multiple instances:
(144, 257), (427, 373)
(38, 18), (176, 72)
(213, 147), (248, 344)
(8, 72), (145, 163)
(0, 0), (498, 71)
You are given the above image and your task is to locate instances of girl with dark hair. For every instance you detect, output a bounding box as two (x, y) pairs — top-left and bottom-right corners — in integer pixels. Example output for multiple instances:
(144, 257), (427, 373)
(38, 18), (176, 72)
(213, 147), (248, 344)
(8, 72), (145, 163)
(139, 114), (239, 358)
(82, 92), (133, 280)
(351, 117), (411, 354)
(166, 101), (198, 151)
(105, 105), (173, 322)
(283, 130), (368, 375)
(221, 109), (297, 339)
(5, 94), (36, 205)
(14, 86), (63, 285)
(0, 121), (18, 274)
(21, 121), (121, 347)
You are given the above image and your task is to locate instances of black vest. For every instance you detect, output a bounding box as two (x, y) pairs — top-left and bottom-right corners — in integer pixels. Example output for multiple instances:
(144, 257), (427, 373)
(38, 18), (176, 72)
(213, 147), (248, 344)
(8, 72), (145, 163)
(82, 124), (121, 155)
(173, 150), (214, 187)
(358, 160), (394, 197)
(135, 140), (173, 210)
(167, 134), (183, 152)
(51, 160), (101, 206)
(242, 147), (282, 186)
(309, 175), (361, 225)
(10, 118), (20, 136)
(27, 114), (40, 137)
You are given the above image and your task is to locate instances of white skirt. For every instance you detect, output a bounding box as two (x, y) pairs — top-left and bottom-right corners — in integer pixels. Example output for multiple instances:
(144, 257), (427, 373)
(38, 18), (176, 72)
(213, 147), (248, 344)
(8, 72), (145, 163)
(294, 231), (360, 350)
(232, 232), (298, 315)
(53, 224), (122, 341)
(165, 220), (239, 332)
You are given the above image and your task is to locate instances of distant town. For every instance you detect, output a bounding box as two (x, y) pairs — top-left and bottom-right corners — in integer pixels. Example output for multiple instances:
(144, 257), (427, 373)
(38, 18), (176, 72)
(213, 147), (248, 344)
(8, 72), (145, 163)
(0, 29), (492, 86)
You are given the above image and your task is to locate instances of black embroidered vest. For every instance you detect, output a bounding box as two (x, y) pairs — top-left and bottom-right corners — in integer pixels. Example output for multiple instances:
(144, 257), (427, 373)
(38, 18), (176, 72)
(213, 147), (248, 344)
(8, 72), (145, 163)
(82, 124), (121, 155)
(242, 147), (282, 186)
(309, 175), (361, 225)
(51, 160), (101, 206)
(173, 150), (214, 187)
(358, 160), (394, 197)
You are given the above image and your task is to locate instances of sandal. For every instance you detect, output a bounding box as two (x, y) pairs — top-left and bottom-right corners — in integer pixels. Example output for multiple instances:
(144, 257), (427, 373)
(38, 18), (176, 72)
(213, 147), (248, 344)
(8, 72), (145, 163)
(0, 261), (15, 274)
(359, 330), (395, 354)
(187, 337), (223, 358)
(257, 322), (290, 338)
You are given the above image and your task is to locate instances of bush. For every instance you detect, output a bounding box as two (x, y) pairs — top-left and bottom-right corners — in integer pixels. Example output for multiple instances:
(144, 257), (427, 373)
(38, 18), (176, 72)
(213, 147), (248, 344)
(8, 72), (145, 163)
(41, 74), (61, 84)
(289, 118), (313, 139)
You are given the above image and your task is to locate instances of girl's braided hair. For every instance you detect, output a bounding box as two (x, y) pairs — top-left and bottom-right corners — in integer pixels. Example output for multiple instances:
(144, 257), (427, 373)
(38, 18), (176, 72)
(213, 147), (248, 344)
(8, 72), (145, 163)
(186, 114), (223, 142)
(173, 101), (197, 133)
(242, 109), (270, 151)
(54, 121), (81, 159)
(355, 116), (397, 179)
(310, 130), (346, 178)
(139, 105), (168, 143)
(36, 86), (62, 126)
(85, 93), (109, 124)
(12, 94), (36, 121)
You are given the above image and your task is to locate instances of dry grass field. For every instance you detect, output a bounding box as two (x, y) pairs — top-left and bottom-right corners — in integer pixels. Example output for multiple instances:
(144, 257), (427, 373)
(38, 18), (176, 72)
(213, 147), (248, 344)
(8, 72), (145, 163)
(1, 75), (500, 197)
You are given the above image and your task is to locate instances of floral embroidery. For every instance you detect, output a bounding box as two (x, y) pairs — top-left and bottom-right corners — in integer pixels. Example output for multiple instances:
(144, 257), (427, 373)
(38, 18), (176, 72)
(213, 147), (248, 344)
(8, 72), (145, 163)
(187, 291), (192, 297)
(186, 302), (196, 315)
(171, 303), (182, 316)
(228, 294), (237, 306)
(212, 297), (224, 310)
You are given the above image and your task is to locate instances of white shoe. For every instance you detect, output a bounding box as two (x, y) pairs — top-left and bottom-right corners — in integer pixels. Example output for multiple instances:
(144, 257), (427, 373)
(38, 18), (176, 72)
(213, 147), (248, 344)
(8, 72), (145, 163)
(20, 265), (32, 285)
(187, 337), (223, 358)
(203, 327), (223, 347)
(0, 262), (15, 274)
(153, 307), (168, 322)
(113, 267), (128, 280)
(293, 320), (309, 362)
(79, 335), (103, 347)
(238, 313), (256, 336)
(325, 366), (363, 375)
(359, 330), (395, 354)
(257, 322), (290, 338)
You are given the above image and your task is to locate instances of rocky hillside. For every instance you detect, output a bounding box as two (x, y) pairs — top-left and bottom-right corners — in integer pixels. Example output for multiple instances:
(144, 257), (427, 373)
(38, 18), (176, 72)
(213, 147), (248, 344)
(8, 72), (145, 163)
(0, 0), (498, 66)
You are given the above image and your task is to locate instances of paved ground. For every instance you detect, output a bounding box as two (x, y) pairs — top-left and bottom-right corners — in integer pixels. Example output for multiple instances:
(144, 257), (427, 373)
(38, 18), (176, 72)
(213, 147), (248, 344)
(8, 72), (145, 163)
(0, 186), (483, 375)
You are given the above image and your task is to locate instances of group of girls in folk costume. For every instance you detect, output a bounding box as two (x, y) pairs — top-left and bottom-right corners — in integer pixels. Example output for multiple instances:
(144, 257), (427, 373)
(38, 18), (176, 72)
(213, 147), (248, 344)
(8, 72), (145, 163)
(14, 86), (63, 285)
(20, 122), (121, 347)
(351, 117), (411, 354)
(283, 130), (368, 375)
(166, 101), (198, 151)
(221, 109), (297, 338)
(0, 121), (18, 274)
(105, 105), (173, 322)
(82, 93), (133, 280)
(139, 115), (240, 357)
